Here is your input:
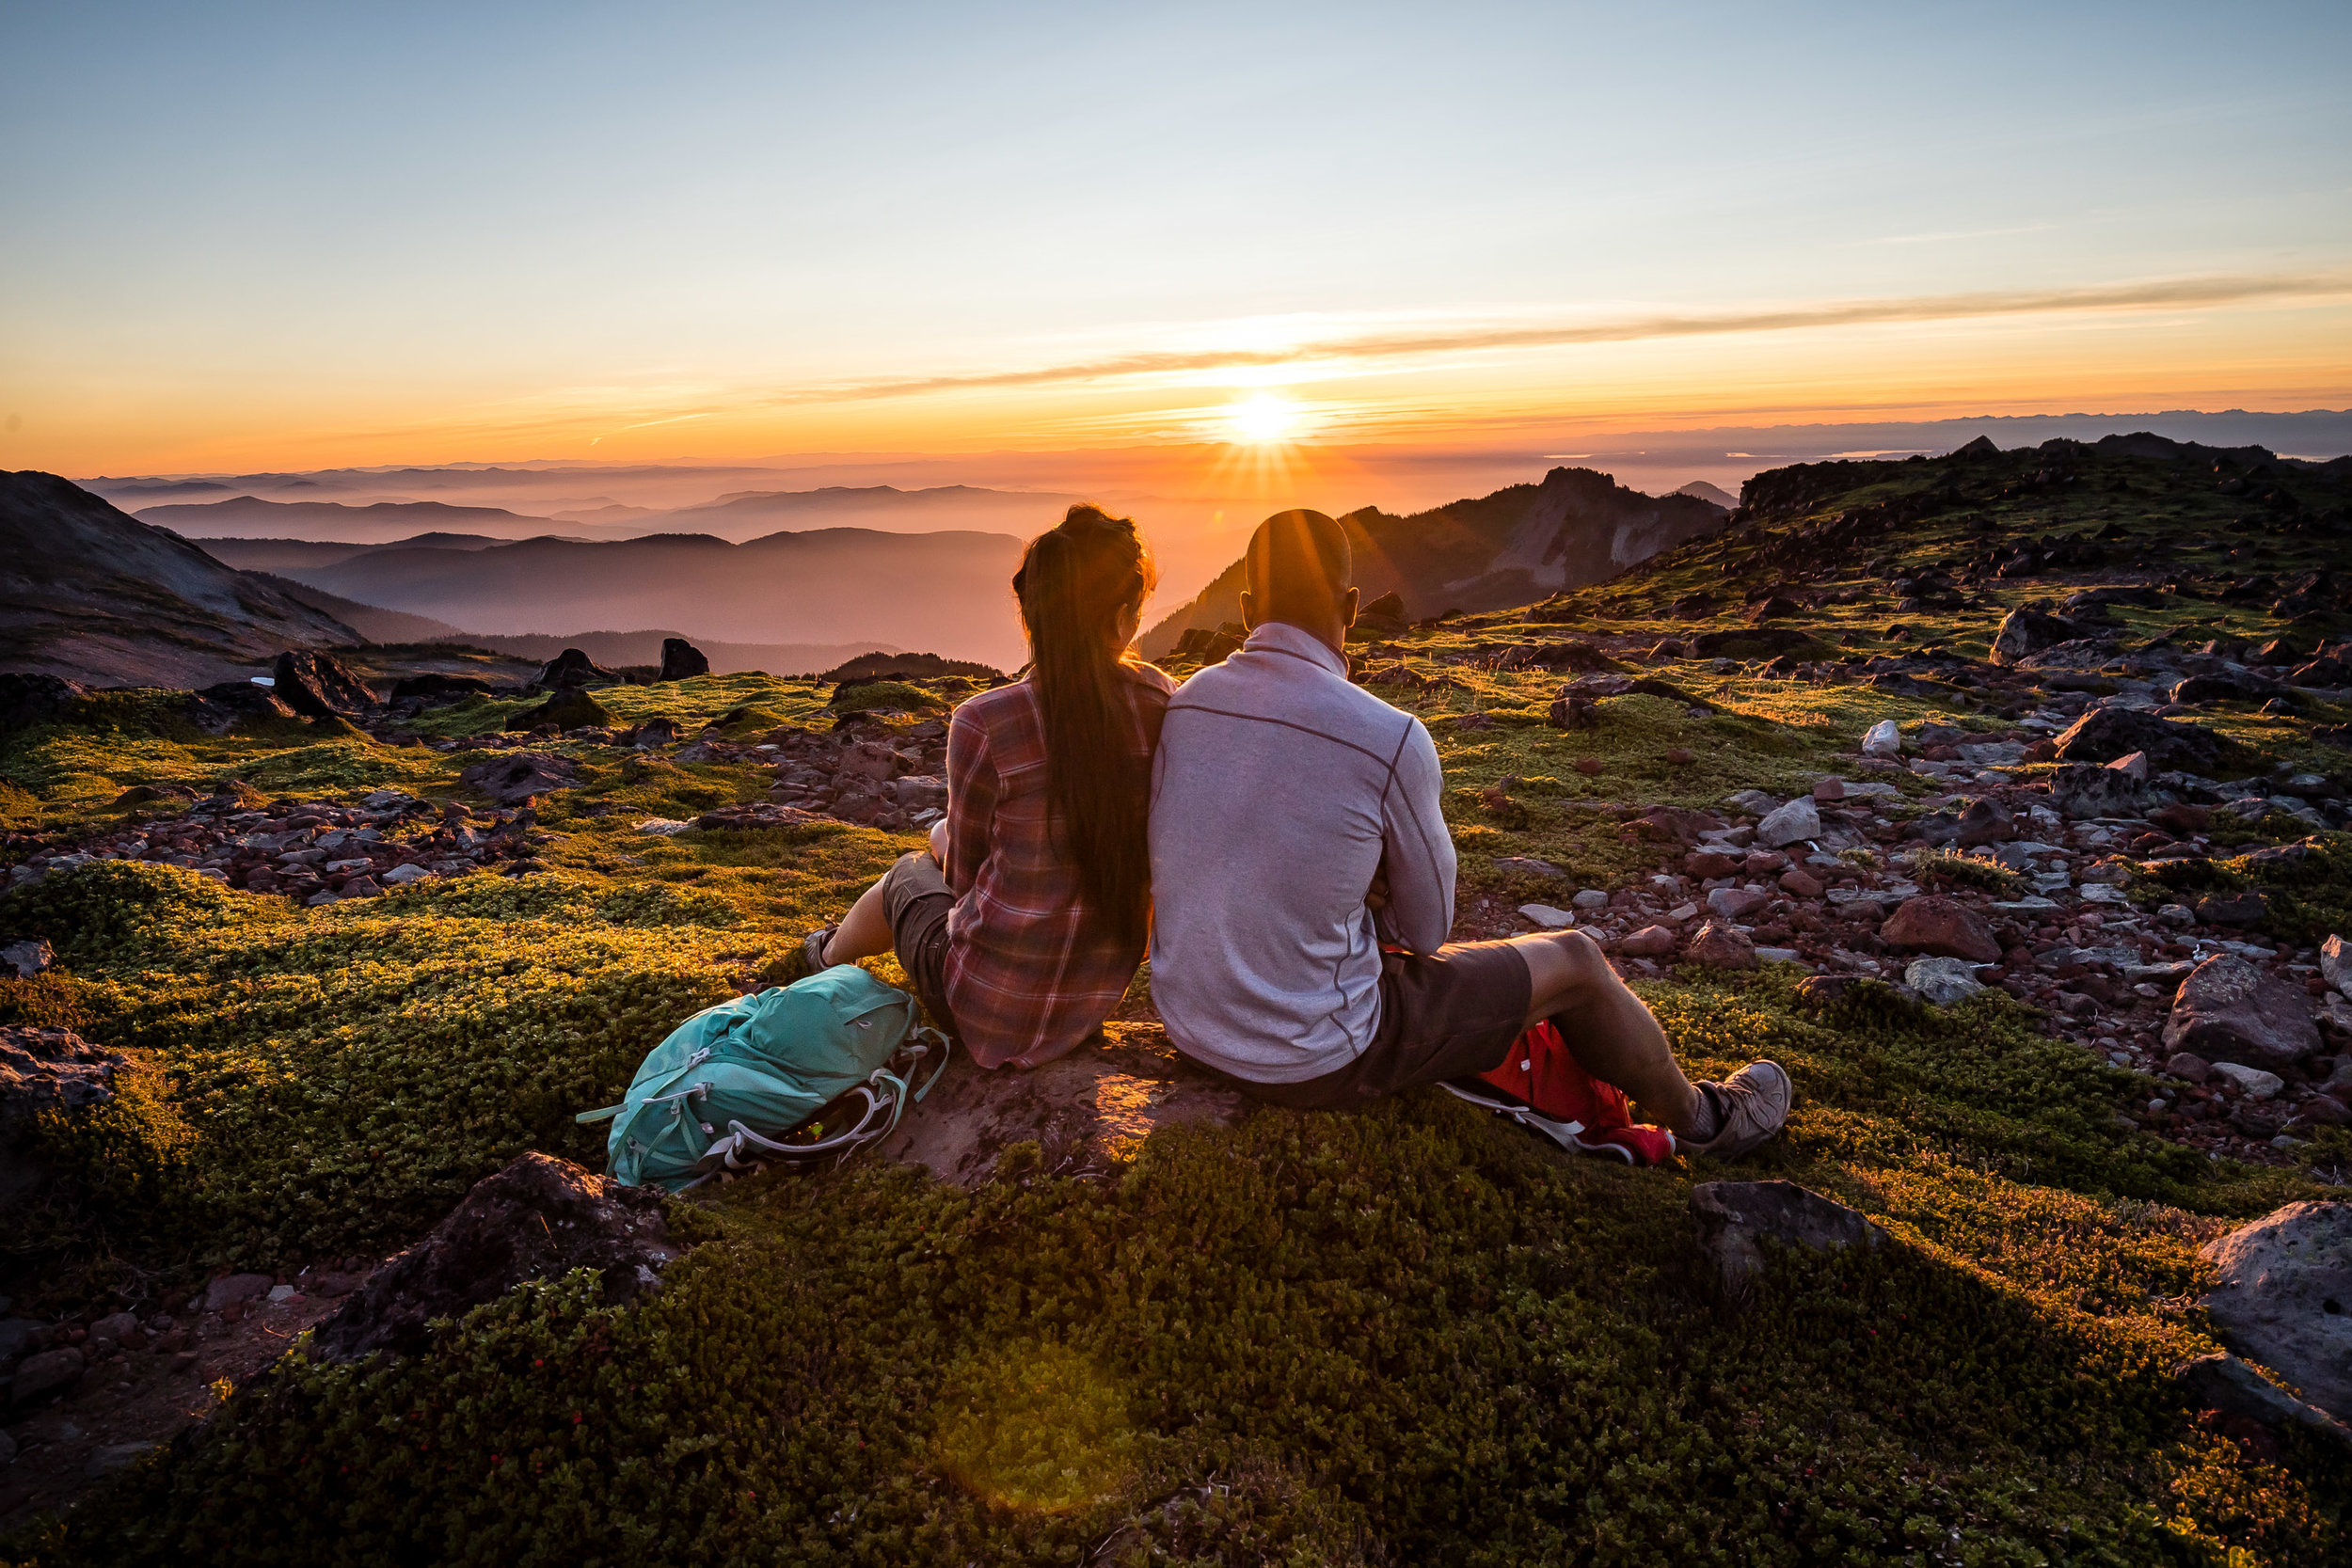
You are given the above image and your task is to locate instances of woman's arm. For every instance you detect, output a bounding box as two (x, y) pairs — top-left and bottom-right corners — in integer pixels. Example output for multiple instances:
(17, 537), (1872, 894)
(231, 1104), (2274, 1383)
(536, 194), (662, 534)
(942, 708), (995, 896)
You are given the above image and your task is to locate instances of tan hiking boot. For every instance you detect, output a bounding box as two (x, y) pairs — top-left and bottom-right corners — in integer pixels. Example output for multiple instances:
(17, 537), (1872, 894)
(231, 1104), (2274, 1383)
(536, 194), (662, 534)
(1685, 1059), (1791, 1158)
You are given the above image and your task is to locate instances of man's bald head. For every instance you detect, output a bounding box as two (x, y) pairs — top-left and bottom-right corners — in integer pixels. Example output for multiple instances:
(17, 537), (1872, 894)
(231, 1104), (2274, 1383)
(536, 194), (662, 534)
(1242, 509), (1357, 648)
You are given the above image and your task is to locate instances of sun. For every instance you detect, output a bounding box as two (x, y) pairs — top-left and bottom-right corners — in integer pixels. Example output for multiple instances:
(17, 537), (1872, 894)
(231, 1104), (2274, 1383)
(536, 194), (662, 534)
(1225, 392), (1303, 444)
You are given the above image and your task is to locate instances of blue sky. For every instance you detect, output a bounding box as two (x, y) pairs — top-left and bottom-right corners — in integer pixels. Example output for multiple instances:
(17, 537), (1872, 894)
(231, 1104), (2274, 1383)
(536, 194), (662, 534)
(3, 1), (2347, 471)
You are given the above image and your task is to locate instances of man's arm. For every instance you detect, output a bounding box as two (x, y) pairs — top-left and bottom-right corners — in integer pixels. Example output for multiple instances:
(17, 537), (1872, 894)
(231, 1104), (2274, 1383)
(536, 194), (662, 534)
(1377, 717), (1455, 953)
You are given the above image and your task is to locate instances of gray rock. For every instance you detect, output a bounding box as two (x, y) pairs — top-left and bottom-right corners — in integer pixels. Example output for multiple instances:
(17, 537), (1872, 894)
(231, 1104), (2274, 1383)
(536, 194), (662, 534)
(1570, 889), (1611, 911)
(0, 939), (53, 980)
(0, 1025), (125, 1130)
(2047, 761), (2149, 821)
(9, 1345), (84, 1404)
(1756, 797), (1821, 848)
(1494, 856), (1569, 880)
(2200, 1202), (2352, 1422)
(2213, 1062), (2284, 1099)
(1905, 957), (1985, 1006)
(1860, 719), (1902, 757)
(1724, 788), (1779, 816)
(2323, 934), (2351, 1001)
(458, 751), (580, 805)
(202, 1273), (275, 1312)
(1691, 1180), (1886, 1299)
(2053, 705), (2242, 772)
(2161, 955), (2322, 1070)
(2175, 1353), (2351, 1447)
(1706, 886), (1769, 920)
(1991, 607), (2077, 667)
(1518, 904), (1574, 930)
(1952, 798), (2014, 847)
(87, 1310), (138, 1345)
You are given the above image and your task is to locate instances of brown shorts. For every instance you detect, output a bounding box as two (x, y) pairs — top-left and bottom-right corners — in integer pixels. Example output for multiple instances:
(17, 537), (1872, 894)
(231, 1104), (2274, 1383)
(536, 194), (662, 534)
(1206, 939), (1533, 1111)
(880, 850), (958, 1035)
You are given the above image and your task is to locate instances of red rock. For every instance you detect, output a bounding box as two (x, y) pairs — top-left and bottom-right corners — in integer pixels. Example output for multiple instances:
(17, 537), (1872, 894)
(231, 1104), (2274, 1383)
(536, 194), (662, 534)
(1779, 869), (1824, 898)
(1664, 747), (1696, 765)
(1574, 757), (1604, 776)
(2153, 802), (2210, 835)
(1618, 925), (1677, 958)
(1684, 850), (1740, 879)
(1879, 895), (2002, 963)
(2162, 955), (2321, 1071)
(1684, 921), (1758, 969)
(1743, 849), (1788, 874)
(2022, 739), (2058, 762)
(1811, 778), (1846, 800)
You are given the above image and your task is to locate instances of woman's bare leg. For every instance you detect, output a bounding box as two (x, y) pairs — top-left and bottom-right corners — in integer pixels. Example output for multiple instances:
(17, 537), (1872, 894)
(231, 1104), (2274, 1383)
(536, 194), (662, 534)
(818, 822), (951, 967)
(1508, 930), (1703, 1135)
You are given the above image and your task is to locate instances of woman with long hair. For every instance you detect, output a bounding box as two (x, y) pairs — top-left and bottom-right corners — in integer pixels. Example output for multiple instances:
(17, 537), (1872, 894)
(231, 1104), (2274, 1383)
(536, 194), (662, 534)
(803, 504), (1169, 1068)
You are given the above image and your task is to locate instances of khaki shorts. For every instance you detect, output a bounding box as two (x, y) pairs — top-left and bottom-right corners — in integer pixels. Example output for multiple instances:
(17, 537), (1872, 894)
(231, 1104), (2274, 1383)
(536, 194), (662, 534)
(1200, 938), (1532, 1111)
(880, 850), (957, 1035)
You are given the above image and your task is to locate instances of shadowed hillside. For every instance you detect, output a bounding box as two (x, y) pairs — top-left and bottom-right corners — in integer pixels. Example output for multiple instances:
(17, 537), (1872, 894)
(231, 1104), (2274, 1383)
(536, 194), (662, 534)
(1143, 465), (1727, 654)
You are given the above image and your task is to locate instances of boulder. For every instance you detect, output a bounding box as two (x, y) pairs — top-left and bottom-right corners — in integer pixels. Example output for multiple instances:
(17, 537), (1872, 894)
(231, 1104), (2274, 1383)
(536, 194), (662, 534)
(459, 752), (581, 805)
(1879, 895), (2002, 963)
(1952, 798), (2015, 847)
(2162, 955), (2321, 1070)
(538, 648), (620, 689)
(2196, 891), (2268, 927)
(0, 672), (87, 733)
(1705, 887), (1769, 921)
(2213, 1062), (2284, 1099)
(1755, 797), (1821, 848)
(183, 680), (296, 735)
(2052, 705), (2241, 772)
(1690, 1180), (1885, 1298)
(389, 673), (492, 702)
(2199, 1203), (2352, 1422)
(272, 650), (375, 717)
(872, 1027), (1247, 1189)
(1684, 922), (1757, 969)
(1353, 591), (1409, 637)
(310, 1152), (684, 1362)
(1860, 719), (1902, 757)
(504, 687), (614, 733)
(1, 1025), (125, 1130)
(10, 1345), (85, 1405)
(201, 1272), (275, 1312)
(1990, 608), (2077, 667)
(2046, 759), (2150, 820)
(1905, 957), (1985, 1006)
(2175, 1353), (2352, 1449)
(2322, 933), (2351, 1000)
(1618, 926), (1678, 958)
(657, 638), (710, 682)
(1, 938), (53, 980)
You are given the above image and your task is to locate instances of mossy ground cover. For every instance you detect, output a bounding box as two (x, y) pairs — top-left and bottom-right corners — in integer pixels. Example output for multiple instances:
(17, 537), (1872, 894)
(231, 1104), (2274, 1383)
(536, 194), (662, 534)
(6, 442), (2352, 1561)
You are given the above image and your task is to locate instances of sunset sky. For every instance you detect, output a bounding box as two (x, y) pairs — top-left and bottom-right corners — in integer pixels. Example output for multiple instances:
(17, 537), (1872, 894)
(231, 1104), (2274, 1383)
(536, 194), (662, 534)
(3, 0), (2348, 482)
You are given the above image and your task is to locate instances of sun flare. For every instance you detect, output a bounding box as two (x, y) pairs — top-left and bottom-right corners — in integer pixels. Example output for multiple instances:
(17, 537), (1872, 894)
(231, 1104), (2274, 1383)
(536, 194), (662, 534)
(1225, 392), (1304, 444)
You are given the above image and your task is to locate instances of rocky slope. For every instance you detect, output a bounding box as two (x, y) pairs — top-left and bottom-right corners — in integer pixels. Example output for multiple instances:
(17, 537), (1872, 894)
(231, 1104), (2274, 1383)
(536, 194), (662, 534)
(1141, 464), (1727, 655)
(0, 472), (357, 689)
(3, 433), (2351, 1561)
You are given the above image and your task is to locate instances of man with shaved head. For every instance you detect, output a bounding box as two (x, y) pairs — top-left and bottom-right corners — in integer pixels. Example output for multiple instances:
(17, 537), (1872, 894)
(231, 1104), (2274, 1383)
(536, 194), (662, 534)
(1147, 508), (1789, 1155)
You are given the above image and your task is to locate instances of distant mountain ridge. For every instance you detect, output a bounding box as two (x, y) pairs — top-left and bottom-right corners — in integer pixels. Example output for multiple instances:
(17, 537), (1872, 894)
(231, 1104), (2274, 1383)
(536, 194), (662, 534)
(137, 496), (580, 543)
(1141, 466), (1727, 655)
(0, 470), (357, 687)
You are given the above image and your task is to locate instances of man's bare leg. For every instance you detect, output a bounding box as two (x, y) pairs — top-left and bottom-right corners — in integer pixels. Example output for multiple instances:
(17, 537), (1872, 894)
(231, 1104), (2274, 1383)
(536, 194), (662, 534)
(1506, 930), (1704, 1135)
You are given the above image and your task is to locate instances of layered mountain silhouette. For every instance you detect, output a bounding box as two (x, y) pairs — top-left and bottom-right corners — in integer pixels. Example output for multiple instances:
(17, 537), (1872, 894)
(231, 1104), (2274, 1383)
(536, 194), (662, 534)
(270, 529), (1030, 667)
(0, 470), (357, 687)
(1141, 466), (1727, 654)
(135, 497), (580, 544)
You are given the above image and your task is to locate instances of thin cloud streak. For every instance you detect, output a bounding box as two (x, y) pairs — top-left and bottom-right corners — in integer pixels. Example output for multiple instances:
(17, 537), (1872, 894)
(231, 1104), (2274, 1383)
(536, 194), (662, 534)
(776, 272), (2352, 404)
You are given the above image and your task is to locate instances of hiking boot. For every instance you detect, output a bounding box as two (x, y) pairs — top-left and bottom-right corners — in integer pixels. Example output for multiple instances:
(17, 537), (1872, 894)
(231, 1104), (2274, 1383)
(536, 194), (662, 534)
(1684, 1059), (1791, 1158)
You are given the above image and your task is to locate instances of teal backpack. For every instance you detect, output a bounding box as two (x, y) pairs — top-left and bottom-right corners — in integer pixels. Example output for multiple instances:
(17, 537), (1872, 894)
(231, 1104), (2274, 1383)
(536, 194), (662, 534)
(579, 966), (949, 1192)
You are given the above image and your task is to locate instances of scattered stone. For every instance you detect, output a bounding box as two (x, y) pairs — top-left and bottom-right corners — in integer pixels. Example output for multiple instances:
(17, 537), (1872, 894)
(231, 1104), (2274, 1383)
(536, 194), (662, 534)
(1573, 756), (1603, 776)
(1518, 904), (1574, 930)
(1778, 868), (1823, 898)
(1684, 922), (1757, 969)
(1618, 925), (1678, 958)
(1705, 886), (1769, 920)
(1570, 889), (1611, 911)
(459, 752), (581, 805)
(657, 637), (710, 682)
(1860, 719), (1902, 757)
(1880, 895), (2002, 963)
(10, 1345), (85, 1405)
(1755, 797), (1820, 847)
(1990, 607), (2076, 667)
(1952, 798), (2015, 847)
(2322, 934), (2351, 1000)
(1664, 747), (1696, 766)
(202, 1273), (275, 1312)
(2200, 1202), (2352, 1422)
(311, 1152), (685, 1363)
(1495, 856), (1569, 880)
(2213, 1062), (2284, 1099)
(1, 938), (54, 979)
(2197, 891), (2268, 927)
(1691, 1180), (1885, 1298)
(2162, 955), (2321, 1070)
(1905, 957), (1985, 1006)
(2165, 1053), (2212, 1083)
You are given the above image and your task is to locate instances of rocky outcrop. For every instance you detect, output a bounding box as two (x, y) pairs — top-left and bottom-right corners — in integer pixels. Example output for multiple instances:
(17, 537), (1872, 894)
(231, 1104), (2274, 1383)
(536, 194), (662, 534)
(1989, 608), (2076, 667)
(2199, 1202), (2352, 1422)
(310, 1152), (684, 1362)
(1, 1025), (129, 1212)
(872, 1026), (1248, 1189)
(183, 680), (296, 734)
(459, 751), (581, 805)
(538, 648), (620, 689)
(2162, 956), (2321, 1070)
(2052, 706), (2241, 772)
(271, 650), (376, 717)
(504, 687), (613, 733)
(657, 637), (710, 681)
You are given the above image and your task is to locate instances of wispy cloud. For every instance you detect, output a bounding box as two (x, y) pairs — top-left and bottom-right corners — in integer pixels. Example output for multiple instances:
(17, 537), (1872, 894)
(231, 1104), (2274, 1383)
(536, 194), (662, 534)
(1867, 223), (2058, 245)
(774, 272), (2352, 404)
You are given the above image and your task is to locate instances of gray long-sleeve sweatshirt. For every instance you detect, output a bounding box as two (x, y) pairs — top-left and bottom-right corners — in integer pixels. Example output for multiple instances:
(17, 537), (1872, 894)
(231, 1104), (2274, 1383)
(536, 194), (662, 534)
(1146, 620), (1455, 1083)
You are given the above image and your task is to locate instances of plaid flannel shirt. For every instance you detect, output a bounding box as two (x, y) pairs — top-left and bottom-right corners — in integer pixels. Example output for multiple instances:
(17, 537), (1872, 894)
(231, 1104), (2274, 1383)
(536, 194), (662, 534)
(941, 662), (1174, 1068)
